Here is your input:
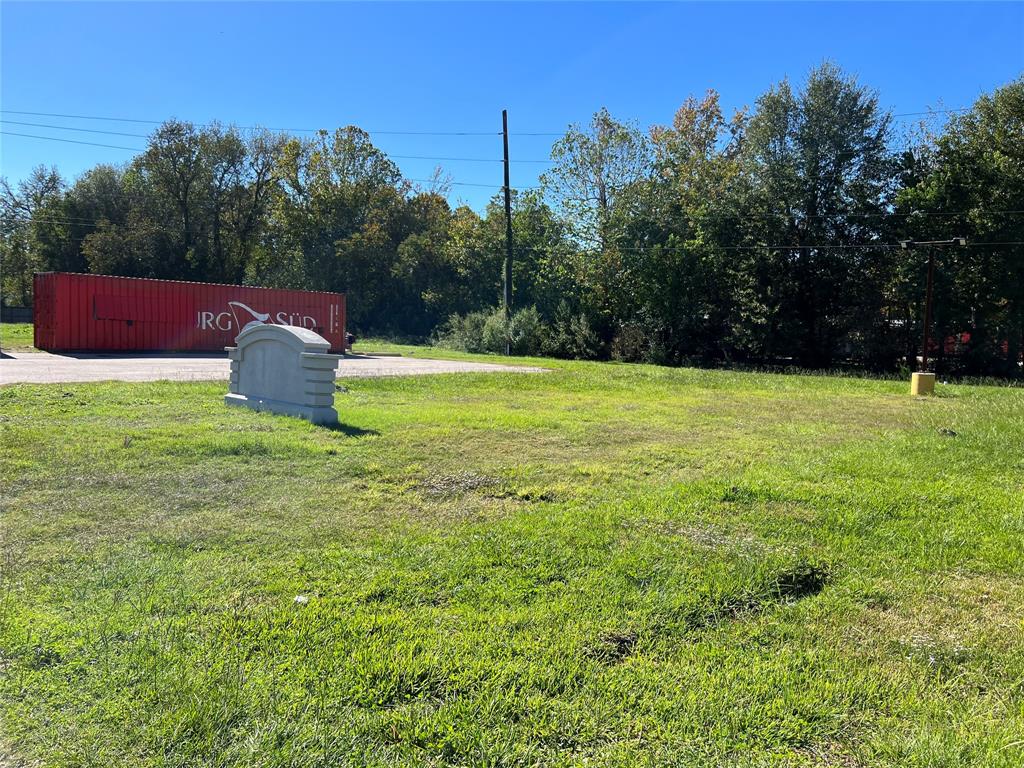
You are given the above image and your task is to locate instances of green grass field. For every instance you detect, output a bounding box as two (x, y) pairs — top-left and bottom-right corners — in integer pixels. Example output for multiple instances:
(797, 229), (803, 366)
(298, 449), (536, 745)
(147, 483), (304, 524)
(0, 323), (35, 352)
(1, 355), (1022, 767)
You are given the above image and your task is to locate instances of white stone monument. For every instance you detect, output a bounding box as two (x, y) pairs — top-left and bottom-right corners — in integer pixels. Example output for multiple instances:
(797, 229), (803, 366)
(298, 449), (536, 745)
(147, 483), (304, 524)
(225, 323), (341, 425)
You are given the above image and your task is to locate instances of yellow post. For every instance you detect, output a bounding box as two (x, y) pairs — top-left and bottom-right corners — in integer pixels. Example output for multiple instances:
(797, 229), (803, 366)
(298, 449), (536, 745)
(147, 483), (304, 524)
(910, 372), (936, 396)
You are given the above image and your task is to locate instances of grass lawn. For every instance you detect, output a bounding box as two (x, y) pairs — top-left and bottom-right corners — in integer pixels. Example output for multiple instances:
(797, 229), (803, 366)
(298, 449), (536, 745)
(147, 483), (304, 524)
(0, 323), (35, 352)
(1, 355), (1022, 767)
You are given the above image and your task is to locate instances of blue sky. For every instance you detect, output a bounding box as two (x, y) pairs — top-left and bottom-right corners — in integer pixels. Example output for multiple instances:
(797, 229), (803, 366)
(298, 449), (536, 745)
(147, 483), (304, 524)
(2, 1), (1022, 210)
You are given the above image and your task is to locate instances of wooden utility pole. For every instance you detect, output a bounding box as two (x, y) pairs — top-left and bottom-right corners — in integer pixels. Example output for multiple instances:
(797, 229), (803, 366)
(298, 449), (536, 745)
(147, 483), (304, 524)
(502, 109), (513, 355)
(921, 248), (936, 370)
(900, 237), (966, 395)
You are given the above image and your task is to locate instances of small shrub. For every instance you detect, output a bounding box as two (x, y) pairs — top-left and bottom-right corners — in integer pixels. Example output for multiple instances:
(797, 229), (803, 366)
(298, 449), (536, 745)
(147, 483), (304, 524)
(481, 309), (508, 353)
(439, 306), (547, 356)
(508, 306), (545, 355)
(611, 321), (650, 362)
(543, 302), (602, 360)
(435, 311), (489, 352)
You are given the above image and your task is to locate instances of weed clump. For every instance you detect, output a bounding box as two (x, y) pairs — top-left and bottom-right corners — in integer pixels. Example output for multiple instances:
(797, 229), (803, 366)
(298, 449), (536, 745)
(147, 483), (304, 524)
(585, 630), (638, 664)
(774, 561), (830, 600)
(420, 471), (494, 496)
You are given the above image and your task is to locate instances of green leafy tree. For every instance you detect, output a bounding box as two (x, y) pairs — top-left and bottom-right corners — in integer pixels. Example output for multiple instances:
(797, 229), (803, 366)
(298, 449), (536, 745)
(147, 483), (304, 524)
(471, 190), (579, 321)
(542, 110), (652, 337)
(0, 166), (64, 305)
(542, 108), (652, 251)
(735, 63), (896, 367)
(3, 73), (1021, 375)
(615, 90), (748, 362)
(135, 120), (206, 278)
(897, 77), (1024, 376)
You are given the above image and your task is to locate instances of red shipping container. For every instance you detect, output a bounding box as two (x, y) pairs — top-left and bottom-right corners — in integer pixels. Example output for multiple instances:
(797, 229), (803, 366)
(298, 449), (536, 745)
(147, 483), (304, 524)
(33, 272), (346, 353)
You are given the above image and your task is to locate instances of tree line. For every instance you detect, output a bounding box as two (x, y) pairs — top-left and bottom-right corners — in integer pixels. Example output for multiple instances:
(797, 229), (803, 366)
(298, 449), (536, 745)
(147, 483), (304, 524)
(2, 64), (1021, 376)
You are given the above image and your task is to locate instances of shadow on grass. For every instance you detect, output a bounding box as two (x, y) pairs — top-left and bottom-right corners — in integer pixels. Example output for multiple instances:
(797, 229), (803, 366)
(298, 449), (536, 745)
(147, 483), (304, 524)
(322, 422), (380, 438)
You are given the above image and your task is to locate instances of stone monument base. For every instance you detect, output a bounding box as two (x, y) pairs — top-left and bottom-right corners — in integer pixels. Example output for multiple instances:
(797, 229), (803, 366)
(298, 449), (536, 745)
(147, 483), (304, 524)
(224, 324), (342, 426)
(225, 392), (338, 425)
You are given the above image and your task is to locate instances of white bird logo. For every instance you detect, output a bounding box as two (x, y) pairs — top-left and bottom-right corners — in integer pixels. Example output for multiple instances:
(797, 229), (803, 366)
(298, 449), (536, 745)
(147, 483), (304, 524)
(228, 301), (270, 330)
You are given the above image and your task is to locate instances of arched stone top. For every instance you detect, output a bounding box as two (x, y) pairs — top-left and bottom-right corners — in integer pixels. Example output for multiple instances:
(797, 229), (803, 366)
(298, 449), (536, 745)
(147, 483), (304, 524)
(233, 323), (331, 354)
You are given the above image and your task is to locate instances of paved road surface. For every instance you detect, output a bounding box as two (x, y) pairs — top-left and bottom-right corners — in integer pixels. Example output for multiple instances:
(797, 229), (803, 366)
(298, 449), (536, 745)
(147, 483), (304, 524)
(0, 351), (546, 385)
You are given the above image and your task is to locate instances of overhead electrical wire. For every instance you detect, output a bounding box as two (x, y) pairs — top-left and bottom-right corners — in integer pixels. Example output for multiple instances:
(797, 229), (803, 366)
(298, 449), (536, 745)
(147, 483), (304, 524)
(514, 241), (1024, 253)
(382, 154), (550, 164)
(0, 130), (144, 152)
(10, 209), (1024, 227)
(2, 107), (1007, 214)
(12, 210), (1024, 228)
(1, 105), (978, 181)
(9, 203), (1024, 226)
(0, 110), (501, 136)
(0, 120), (150, 139)
(891, 108), (971, 117)
(8, 213), (1022, 253)
(7, 213), (107, 224)
(9, 128), (986, 194)
(0, 110), (164, 125)
(667, 208), (1024, 221)
(0, 105), (974, 138)
(408, 178), (540, 190)
(0, 132), (539, 189)
(0, 121), (555, 163)
(487, 108), (974, 136)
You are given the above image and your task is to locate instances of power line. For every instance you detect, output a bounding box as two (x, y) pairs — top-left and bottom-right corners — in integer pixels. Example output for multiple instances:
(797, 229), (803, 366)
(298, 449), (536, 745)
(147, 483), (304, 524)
(407, 178), (541, 190)
(3, 122), (1010, 212)
(9, 212), (1022, 252)
(0, 120), (150, 139)
(612, 243), (909, 252)
(0, 215), (182, 236)
(518, 241), (1023, 253)
(0, 121), (554, 163)
(0, 132), (539, 190)
(5, 216), (104, 228)
(516, 108), (974, 137)
(891, 108), (971, 117)
(0, 105), (974, 140)
(12, 210), (1023, 227)
(866, 209), (1024, 218)
(10, 204), (1024, 226)
(0, 110), (160, 126)
(0, 110), (500, 136)
(685, 208), (1024, 222)
(383, 154), (551, 165)
(6, 213), (106, 224)
(967, 242), (1024, 247)
(0, 130), (143, 151)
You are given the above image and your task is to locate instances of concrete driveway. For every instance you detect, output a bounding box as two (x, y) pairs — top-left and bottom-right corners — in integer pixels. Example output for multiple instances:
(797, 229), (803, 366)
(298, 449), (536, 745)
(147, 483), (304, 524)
(0, 351), (546, 385)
